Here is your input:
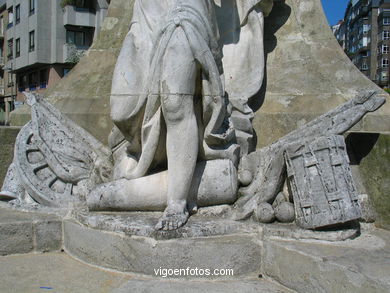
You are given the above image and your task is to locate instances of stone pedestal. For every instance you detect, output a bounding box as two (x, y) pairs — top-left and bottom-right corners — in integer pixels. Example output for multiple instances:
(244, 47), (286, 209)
(10, 0), (390, 147)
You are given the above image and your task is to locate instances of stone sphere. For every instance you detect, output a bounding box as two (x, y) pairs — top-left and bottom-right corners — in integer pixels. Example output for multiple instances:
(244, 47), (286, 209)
(275, 202), (295, 223)
(254, 202), (275, 223)
(238, 169), (253, 186)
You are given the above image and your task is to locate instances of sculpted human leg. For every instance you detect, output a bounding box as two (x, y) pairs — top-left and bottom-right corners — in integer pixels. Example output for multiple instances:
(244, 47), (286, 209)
(155, 27), (198, 230)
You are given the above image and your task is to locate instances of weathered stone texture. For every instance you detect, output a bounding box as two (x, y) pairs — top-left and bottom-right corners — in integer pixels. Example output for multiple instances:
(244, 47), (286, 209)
(351, 134), (390, 230)
(63, 219), (262, 278)
(262, 229), (390, 292)
(0, 207), (62, 255)
(255, 0), (389, 147)
(0, 127), (20, 187)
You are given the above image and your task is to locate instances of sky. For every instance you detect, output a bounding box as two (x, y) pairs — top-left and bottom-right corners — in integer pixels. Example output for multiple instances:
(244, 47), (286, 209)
(321, 0), (350, 26)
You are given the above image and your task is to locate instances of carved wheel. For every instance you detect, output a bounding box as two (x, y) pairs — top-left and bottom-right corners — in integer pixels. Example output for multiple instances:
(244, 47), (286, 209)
(15, 122), (79, 207)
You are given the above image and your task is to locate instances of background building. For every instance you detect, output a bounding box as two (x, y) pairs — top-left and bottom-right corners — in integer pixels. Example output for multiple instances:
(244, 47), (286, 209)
(334, 0), (390, 88)
(0, 0), (108, 124)
(0, 0), (14, 125)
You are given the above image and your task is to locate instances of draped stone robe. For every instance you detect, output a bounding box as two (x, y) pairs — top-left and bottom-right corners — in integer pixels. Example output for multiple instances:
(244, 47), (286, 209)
(110, 0), (273, 179)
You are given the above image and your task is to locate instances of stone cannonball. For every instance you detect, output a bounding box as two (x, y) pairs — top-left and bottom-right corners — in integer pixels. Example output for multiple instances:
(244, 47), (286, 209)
(238, 169), (253, 186)
(275, 202), (295, 223)
(254, 202), (275, 223)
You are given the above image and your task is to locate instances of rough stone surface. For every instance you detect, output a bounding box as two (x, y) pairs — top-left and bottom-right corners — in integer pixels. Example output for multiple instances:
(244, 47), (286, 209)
(255, 0), (390, 147)
(0, 127), (20, 187)
(0, 222), (33, 256)
(63, 219), (262, 278)
(113, 279), (290, 293)
(0, 207), (62, 255)
(263, 223), (360, 242)
(0, 252), (290, 293)
(353, 134), (390, 230)
(34, 220), (63, 252)
(263, 228), (390, 292)
(254, 202), (275, 223)
(274, 202), (295, 223)
(0, 206), (390, 292)
(0, 253), (132, 293)
(74, 211), (259, 240)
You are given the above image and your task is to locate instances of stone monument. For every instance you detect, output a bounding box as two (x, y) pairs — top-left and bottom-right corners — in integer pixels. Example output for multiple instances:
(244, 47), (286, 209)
(0, 0), (390, 291)
(0, 0), (386, 232)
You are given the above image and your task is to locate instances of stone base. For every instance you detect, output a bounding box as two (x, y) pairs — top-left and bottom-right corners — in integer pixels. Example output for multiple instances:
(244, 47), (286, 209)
(0, 205), (62, 256)
(62, 209), (361, 278)
(63, 215), (263, 278)
(1, 204), (390, 290)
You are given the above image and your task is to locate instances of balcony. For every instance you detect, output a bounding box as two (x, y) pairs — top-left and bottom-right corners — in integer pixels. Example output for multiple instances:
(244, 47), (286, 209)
(63, 5), (96, 28)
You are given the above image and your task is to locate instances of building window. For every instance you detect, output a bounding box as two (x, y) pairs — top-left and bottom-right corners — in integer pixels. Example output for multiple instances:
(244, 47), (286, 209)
(28, 71), (38, 90)
(39, 69), (47, 88)
(29, 0), (35, 15)
(383, 44), (389, 54)
(15, 38), (20, 57)
(384, 17), (390, 25)
(29, 31), (35, 52)
(7, 7), (13, 29)
(382, 58), (389, 68)
(382, 31), (390, 40)
(7, 39), (13, 59)
(75, 0), (92, 9)
(18, 75), (27, 92)
(15, 5), (20, 24)
(66, 30), (87, 47)
(361, 63), (368, 70)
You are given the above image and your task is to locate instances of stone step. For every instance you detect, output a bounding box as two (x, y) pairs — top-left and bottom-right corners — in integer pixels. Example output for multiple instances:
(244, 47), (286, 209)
(0, 206), (62, 256)
(1, 205), (390, 292)
(0, 252), (291, 293)
(262, 227), (390, 292)
(63, 218), (263, 278)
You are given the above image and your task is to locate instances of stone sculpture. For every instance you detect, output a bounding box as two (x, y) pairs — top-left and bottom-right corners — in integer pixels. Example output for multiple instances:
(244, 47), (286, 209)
(0, 93), (112, 206)
(0, 0), (387, 232)
(107, 0), (274, 230)
(285, 135), (361, 229)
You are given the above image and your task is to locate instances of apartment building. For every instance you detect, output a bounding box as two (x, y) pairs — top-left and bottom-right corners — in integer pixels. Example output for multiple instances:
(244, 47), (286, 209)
(0, 0), (15, 125)
(332, 20), (347, 50)
(334, 0), (390, 88)
(3, 0), (108, 106)
(376, 0), (390, 87)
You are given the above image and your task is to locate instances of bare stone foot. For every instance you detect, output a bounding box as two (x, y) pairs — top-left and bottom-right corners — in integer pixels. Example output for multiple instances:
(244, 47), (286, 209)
(155, 203), (189, 231)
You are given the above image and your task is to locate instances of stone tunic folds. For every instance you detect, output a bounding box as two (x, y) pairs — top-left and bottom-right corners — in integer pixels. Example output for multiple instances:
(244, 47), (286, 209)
(110, 0), (273, 179)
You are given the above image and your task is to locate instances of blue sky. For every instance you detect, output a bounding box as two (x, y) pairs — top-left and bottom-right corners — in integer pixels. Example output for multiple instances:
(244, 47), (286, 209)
(321, 0), (350, 25)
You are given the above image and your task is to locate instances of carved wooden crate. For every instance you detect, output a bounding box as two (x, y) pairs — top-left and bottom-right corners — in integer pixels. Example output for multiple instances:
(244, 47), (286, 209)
(284, 135), (362, 229)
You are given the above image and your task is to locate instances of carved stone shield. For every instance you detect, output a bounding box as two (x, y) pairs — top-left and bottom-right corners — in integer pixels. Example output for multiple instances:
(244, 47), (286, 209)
(284, 135), (362, 229)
